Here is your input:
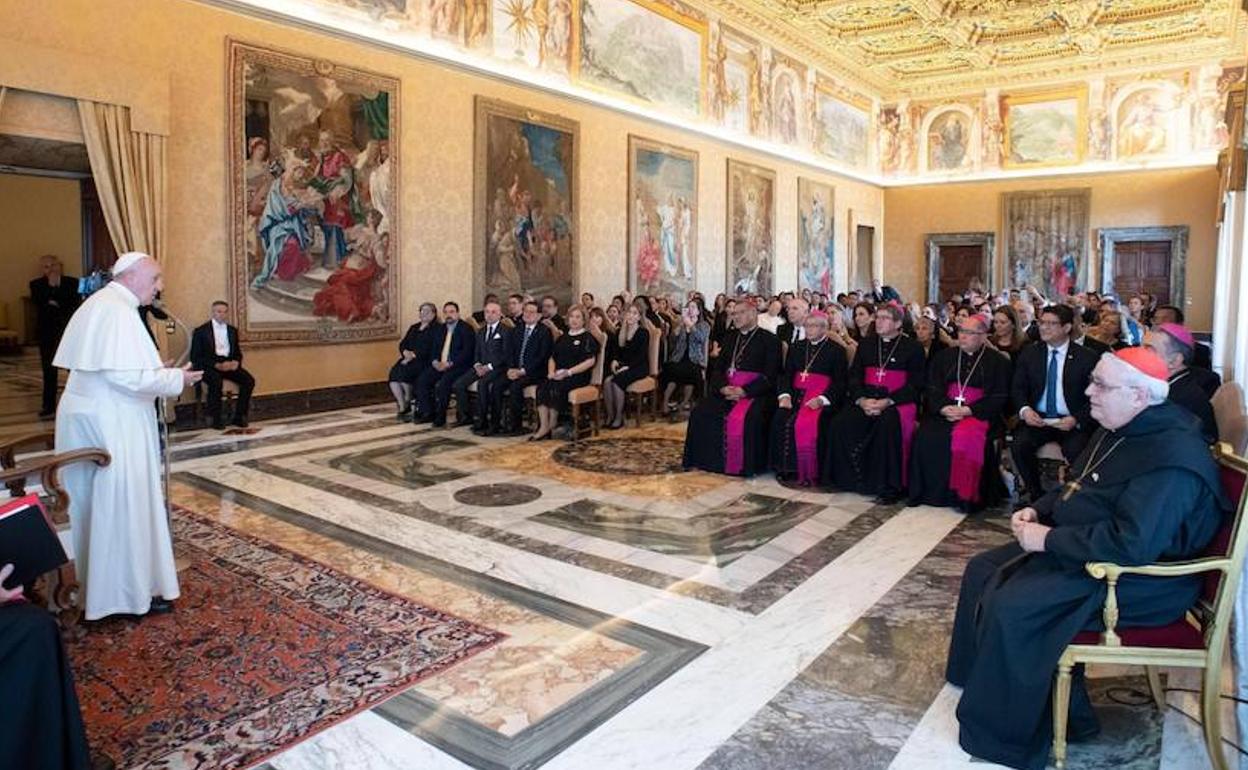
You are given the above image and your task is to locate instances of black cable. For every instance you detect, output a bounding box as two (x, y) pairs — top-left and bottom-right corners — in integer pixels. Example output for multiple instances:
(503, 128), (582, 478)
(1101, 684), (1248, 757)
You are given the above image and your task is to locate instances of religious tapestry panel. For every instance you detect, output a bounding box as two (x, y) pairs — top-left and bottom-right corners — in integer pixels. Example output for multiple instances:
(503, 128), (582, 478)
(628, 135), (699, 298)
(1001, 188), (1091, 299)
(228, 40), (400, 346)
(797, 177), (834, 295)
(726, 159), (775, 296)
(474, 97), (579, 309)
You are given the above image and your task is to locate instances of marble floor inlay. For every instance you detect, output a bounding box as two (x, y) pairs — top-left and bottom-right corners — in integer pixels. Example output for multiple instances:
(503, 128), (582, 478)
(91, 403), (1222, 770)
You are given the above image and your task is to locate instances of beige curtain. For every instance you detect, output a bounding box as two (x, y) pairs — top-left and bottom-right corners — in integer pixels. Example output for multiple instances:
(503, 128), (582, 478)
(0, 86), (7, 118)
(77, 99), (166, 263)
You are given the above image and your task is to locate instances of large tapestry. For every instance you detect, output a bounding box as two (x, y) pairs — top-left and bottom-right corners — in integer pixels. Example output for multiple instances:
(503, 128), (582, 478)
(797, 178), (833, 295)
(1001, 188), (1091, 299)
(628, 136), (698, 298)
(474, 97), (579, 308)
(726, 159), (775, 296)
(229, 40), (400, 346)
(576, 0), (705, 116)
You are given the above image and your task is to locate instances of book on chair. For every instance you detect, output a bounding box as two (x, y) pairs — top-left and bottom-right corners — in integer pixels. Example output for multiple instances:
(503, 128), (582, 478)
(0, 494), (69, 590)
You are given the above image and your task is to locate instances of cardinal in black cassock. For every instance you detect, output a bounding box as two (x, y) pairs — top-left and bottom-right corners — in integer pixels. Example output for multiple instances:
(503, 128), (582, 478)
(824, 303), (926, 501)
(946, 348), (1228, 770)
(769, 311), (848, 485)
(683, 302), (781, 477)
(908, 313), (1011, 512)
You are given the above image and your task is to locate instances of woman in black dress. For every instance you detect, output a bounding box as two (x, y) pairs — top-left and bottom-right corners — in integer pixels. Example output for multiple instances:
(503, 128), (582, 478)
(849, 301), (875, 343)
(388, 302), (439, 420)
(532, 305), (599, 441)
(602, 304), (650, 429)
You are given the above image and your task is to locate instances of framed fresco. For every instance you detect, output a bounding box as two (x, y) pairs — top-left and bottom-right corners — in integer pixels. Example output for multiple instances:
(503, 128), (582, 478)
(812, 85), (870, 170)
(627, 135), (698, 298)
(797, 178), (834, 295)
(573, 0), (707, 117)
(1002, 87), (1086, 169)
(474, 97), (579, 308)
(709, 25), (760, 135)
(228, 39), (400, 346)
(925, 108), (973, 173)
(769, 52), (806, 146)
(1001, 188), (1091, 299)
(726, 159), (775, 296)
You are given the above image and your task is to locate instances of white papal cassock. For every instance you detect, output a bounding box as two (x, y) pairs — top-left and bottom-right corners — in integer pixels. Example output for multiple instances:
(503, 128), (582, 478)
(53, 280), (184, 620)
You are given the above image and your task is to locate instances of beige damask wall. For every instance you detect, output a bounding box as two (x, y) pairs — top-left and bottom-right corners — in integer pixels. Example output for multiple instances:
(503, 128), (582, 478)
(0, 0), (882, 395)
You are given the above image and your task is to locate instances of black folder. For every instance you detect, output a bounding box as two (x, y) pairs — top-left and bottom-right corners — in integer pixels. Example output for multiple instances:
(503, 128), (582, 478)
(0, 494), (69, 590)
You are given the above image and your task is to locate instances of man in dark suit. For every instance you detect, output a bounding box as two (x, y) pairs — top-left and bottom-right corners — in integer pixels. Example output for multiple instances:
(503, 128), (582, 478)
(1009, 304), (1099, 501)
(415, 301), (475, 427)
(1072, 308), (1111, 356)
(453, 300), (511, 434)
(498, 301), (554, 435)
(775, 297), (809, 346)
(29, 255), (80, 417)
(1145, 323), (1219, 443)
(190, 300), (255, 429)
(540, 295), (568, 333)
(868, 279), (901, 304)
(471, 293), (499, 325)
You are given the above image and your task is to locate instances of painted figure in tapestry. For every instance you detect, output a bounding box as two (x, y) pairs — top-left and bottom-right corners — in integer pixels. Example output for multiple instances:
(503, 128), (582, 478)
(630, 139), (697, 297)
(1004, 190), (1090, 300)
(728, 161), (774, 296)
(798, 178), (833, 295)
(234, 43), (398, 342)
(482, 108), (576, 307)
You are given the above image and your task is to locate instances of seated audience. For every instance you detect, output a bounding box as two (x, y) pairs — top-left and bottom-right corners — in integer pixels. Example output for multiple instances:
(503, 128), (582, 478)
(849, 301), (875, 343)
(602, 304), (650, 429)
(532, 305), (598, 440)
(190, 300), (256, 429)
(1151, 304), (1214, 370)
(453, 300), (511, 433)
(757, 298), (784, 334)
(776, 297), (809, 346)
(683, 301), (781, 476)
(1088, 308), (1125, 349)
(1145, 324), (1219, 442)
(1071, 308), (1111, 355)
(908, 313), (1011, 512)
(499, 301), (554, 435)
(541, 295), (568, 333)
(990, 305), (1027, 364)
(770, 311), (847, 485)
(946, 348), (1228, 770)
(662, 299), (710, 415)
(471, 293), (498, 324)
(386, 302), (438, 421)
(824, 302), (925, 502)
(414, 301), (474, 427)
(1009, 304), (1098, 502)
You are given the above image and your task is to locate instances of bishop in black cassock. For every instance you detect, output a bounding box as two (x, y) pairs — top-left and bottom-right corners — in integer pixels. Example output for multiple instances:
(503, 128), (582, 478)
(946, 349), (1228, 770)
(824, 303), (925, 501)
(1146, 324), (1219, 444)
(769, 312), (848, 485)
(908, 313), (1011, 512)
(683, 302), (781, 477)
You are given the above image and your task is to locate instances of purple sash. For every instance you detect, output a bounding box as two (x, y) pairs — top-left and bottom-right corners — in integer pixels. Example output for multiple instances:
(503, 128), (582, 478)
(865, 367), (918, 485)
(792, 372), (832, 485)
(947, 384), (989, 503)
(725, 370), (761, 475)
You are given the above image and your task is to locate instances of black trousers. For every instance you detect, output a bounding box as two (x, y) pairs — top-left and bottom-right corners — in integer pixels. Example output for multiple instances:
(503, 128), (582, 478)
(202, 363), (255, 421)
(0, 603), (91, 770)
(38, 341), (58, 413)
(452, 368), (506, 428)
(415, 365), (469, 424)
(497, 374), (544, 430)
(1010, 423), (1092, 502)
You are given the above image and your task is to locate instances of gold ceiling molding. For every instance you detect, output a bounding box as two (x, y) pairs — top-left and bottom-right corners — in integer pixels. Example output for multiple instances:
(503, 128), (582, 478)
(703, 0), (1247, 98)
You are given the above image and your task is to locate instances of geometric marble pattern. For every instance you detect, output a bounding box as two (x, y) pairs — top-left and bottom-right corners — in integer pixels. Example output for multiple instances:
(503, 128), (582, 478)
(143, 404), (1220, 770)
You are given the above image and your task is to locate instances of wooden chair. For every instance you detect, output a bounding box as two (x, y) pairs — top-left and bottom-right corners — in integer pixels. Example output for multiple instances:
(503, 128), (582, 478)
(1212, 381), (1247, 455)
(568, 326), (607, 443)
(193, 378), (240, 426)
(624, 318), (662, 427)
(0, 430), (111, 628)
(1051, 441), (1248, 770)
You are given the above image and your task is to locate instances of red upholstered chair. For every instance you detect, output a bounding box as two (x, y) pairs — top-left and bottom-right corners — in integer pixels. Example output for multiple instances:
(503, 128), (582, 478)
(1051, 441), (1248, 770)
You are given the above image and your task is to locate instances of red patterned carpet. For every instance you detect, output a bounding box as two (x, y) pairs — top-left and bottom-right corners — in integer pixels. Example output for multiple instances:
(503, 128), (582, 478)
(66, 507), (505, 769)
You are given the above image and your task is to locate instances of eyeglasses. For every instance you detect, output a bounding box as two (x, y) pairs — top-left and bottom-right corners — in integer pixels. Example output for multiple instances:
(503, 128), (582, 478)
(956, 327), (986, 336)
(1088, 377), (1130, 392)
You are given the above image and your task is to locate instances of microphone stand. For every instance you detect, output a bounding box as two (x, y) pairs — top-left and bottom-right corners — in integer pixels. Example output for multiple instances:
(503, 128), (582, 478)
(158, 303), (192, 569)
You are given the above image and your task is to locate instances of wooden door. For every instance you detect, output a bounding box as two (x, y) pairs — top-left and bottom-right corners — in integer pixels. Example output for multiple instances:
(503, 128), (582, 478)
(854, 225), (875, 290)
(937, 244), (983, 303)
(80, 178), (117, 274)
(1112, 240), (1171, 304)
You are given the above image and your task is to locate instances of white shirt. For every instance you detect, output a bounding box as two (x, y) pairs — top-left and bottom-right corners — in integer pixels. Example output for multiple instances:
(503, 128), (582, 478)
(757, 314), (783, 334)
(1022, 340), (1070, 418)
(212, 319), (231, 357)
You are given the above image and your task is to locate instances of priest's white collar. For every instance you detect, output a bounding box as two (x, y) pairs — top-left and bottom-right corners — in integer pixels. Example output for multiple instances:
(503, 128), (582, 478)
(108, 280), (140, 308)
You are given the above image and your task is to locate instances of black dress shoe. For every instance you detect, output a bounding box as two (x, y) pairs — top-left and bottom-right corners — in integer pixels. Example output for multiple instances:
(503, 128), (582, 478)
(211, 418), (227, 430)
(38, 409), (55, 419)
(875, 492), (903, 505)
(231, 416), (249, 428)
(412, 414), (433, 424)
(90, 751), (116, 770)
(431, 419), (446, 428)
(147, 597), (175, 615)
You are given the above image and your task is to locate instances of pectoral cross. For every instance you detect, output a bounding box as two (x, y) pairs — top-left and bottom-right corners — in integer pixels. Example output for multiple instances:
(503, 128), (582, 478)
(875, 368), (885, 383)
(1061, 480), (1081, 502)
(953, 395), (966, 407)
(797, 372), (808, 385)
(728, 367), (737, 377)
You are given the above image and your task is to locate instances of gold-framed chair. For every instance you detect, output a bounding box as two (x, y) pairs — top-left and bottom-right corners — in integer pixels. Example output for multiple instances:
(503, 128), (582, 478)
(1051, 441), (1248, 770)
(567, 326), (607, 443)
(0, 430), (111, 629)
(624, 318), (662, 427)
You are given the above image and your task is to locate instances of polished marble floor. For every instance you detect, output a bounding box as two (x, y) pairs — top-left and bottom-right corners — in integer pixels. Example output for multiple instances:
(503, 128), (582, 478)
(138, 405), (1240, 769)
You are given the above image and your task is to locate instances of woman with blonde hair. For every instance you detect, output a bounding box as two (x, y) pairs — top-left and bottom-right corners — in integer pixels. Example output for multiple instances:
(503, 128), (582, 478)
(532, 305), (599, 441)
(602, 303), (650, 429)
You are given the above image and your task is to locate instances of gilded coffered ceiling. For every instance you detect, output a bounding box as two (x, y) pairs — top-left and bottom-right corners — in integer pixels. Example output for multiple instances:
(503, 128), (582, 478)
(705, 0), (1248, 97)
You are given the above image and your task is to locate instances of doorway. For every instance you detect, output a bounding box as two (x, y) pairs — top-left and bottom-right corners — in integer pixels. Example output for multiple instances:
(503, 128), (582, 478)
(925, 232), (996, 303)
(853, 225), (875, 291)
(1098, 226), (1188, 307)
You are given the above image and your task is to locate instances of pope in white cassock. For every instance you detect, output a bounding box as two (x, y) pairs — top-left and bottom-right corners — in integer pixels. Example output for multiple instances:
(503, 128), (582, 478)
(53, 252), (203, 620)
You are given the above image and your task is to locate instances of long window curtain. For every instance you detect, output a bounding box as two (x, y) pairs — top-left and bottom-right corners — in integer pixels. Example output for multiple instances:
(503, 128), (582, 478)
(77, 99), (166, 264)
(0, 86), (7, 118)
